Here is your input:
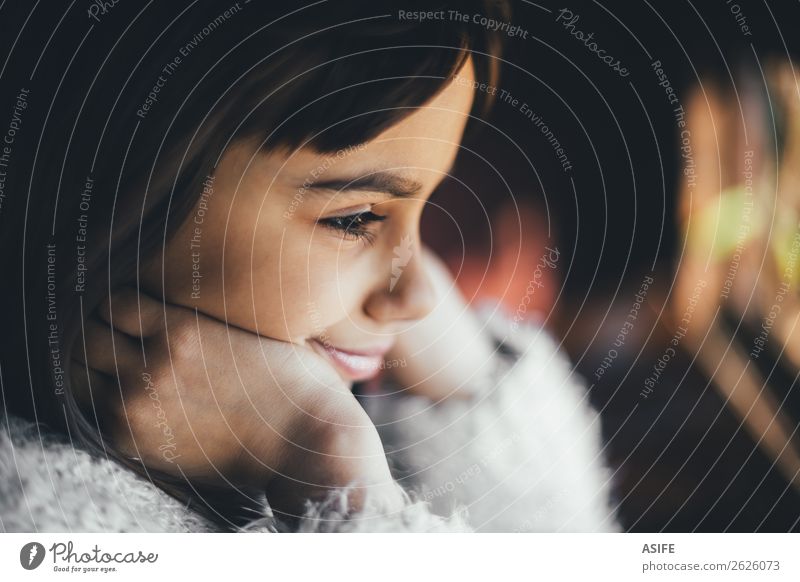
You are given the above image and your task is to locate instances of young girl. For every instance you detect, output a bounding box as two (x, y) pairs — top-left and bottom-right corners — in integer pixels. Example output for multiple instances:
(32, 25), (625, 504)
(0, 0), (617, 532)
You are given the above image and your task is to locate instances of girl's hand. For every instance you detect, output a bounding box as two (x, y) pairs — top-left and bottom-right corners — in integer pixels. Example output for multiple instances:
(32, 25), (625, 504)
(385, 247), (497, 401)
(71, 287), (403, 517)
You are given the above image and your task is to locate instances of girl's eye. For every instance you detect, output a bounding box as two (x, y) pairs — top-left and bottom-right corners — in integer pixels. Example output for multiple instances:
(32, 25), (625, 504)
(318, 211), (387, 244)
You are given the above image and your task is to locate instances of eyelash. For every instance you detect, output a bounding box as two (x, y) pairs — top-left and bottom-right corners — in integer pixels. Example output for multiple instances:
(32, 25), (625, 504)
(319, 211), (387, 244)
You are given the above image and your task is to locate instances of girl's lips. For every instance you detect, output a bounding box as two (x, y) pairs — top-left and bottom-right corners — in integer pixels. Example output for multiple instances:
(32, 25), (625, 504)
(310, 340), (393, 382)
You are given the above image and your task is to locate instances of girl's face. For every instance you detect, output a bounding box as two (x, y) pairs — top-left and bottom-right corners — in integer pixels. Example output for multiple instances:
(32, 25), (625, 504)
(143, 60), (476, 383)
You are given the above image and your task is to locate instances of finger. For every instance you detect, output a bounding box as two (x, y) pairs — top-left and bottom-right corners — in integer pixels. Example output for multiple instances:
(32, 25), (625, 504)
(76, 317), (143, 376)
(98, 285), (165, 338)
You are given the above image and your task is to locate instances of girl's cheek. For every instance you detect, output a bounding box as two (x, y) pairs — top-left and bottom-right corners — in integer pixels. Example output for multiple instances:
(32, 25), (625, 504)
(300, 268), (372, 335)
(263, 228), (384, 339)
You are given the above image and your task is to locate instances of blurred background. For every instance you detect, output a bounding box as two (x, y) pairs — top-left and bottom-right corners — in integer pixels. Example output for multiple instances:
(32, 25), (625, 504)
(422, 0), (800, 531)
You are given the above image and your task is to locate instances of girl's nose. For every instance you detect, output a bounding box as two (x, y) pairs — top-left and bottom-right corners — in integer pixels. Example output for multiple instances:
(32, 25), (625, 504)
(363, 246), (437, 324)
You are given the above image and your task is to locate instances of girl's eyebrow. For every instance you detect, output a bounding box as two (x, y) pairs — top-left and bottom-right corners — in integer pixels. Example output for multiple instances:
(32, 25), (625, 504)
(307, 171), (423, 199)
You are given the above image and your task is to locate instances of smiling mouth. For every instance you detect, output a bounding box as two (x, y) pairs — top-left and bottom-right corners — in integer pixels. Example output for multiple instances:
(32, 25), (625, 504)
(310, 339), (392, 382)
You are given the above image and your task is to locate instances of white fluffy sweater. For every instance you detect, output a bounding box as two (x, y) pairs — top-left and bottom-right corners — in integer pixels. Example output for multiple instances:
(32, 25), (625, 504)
(0, 306), (619, 533)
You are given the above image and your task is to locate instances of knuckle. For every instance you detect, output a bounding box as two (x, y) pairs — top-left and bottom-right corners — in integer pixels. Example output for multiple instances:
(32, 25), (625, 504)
(315, 421), (390, 489)
(312, 399), (380, 454)
(167, 322), (200, 361)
